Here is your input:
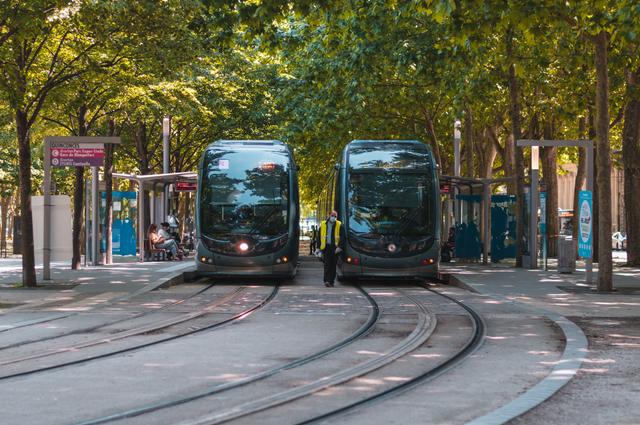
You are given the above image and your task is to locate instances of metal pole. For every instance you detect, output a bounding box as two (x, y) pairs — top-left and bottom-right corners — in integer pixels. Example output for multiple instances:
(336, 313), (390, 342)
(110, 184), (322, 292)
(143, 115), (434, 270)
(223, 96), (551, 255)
(483, 181), (490, 264)
(529, 146), (539, 269)
(585, 144), (594, 284)
(139, 180), (145, 262)
(162, 116), (170, 222)
(85, 177), (90, 266)
(454, 119), (461, 224)
(43, 140), (51, 280)
(91, 166), (99, 266)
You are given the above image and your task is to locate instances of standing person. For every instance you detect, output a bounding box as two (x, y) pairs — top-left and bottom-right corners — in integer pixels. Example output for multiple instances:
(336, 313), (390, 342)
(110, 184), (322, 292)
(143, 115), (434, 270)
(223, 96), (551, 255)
(320, 211), (344, 287)
(309, 225), (318, 255)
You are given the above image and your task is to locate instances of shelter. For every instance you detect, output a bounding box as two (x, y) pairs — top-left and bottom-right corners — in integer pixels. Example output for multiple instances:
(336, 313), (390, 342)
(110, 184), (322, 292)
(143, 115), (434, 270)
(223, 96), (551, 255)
(440, 175), (516, 264)
(112, 172), (197, 261)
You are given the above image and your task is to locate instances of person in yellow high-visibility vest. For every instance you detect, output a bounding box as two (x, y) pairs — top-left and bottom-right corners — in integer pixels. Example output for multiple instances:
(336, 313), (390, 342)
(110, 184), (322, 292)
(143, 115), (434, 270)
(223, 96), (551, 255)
(320, 210), (345, 287)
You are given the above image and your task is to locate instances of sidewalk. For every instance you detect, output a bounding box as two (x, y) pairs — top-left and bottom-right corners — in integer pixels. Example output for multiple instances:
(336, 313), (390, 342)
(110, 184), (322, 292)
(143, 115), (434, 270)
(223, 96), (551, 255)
(0, 256), (195, 310)
(442, 260), (640, 317)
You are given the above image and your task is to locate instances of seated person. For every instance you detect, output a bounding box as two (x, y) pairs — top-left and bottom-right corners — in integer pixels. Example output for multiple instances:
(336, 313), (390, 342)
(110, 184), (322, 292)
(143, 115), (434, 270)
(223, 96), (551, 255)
(148, 223), (179, 260)
(161, 221), (184, 258)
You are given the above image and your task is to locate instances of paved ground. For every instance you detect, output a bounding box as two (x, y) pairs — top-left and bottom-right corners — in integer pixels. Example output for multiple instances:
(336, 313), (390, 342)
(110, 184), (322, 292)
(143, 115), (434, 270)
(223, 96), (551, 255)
(0, 256), (194, 310)
(1, 255), (638, 424)
(443, 261), (640, 425)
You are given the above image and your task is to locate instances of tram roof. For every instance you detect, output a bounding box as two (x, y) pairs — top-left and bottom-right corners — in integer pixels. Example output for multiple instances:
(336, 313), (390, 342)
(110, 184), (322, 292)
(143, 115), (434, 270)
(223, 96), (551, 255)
(348, 139), (425, 146)
(209, 139), (286, 148)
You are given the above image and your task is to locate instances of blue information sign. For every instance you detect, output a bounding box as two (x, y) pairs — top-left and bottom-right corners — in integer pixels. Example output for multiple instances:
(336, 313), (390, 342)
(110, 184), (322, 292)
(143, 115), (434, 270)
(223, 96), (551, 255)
(578, 190), (593, 258)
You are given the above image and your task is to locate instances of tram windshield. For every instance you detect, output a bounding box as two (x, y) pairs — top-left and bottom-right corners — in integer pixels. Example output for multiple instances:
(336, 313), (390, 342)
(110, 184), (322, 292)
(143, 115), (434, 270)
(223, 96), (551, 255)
(348, 171), (435, 238)
(201, 148), (289, 239)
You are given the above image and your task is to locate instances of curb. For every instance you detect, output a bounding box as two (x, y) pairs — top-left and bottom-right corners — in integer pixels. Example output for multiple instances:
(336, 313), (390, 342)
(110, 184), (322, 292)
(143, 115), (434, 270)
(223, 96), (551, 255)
(450, 273), (588, 425)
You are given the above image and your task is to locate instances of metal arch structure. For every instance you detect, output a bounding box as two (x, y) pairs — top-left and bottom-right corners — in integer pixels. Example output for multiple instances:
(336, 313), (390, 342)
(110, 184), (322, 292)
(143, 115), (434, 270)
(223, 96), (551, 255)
(111, 172), (197, 262)
(517, 139), (594, 283)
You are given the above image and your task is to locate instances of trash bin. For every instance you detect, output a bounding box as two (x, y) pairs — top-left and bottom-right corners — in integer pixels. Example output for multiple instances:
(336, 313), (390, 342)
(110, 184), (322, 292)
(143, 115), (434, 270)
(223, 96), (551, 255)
(557, 236), (575, 273)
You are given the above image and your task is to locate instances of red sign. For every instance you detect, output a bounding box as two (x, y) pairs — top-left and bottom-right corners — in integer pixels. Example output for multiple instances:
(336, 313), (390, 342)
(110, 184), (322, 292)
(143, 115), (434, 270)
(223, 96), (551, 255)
(51, 146), (104, 167)
(175, 182), (197, 192)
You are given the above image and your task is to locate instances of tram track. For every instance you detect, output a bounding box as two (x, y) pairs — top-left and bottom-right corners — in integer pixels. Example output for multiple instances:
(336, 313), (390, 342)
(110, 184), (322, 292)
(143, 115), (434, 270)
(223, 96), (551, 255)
(294, 282), (486, 425)
(150, 282), (482, 425)
(0, 282), (215, 348)
(0, 284), (279, 380)
(71, 285), (381, 425)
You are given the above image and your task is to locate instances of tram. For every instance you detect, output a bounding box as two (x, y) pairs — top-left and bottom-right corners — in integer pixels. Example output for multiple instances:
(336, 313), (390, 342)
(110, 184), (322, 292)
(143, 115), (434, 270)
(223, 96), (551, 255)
(318, 140), (440, 280)
(196, 140), (299, 278)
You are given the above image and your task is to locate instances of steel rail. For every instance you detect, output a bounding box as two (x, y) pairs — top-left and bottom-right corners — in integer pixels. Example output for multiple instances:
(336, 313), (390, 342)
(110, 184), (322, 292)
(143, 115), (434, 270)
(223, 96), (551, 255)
(0, 284), (240, 368)
(194, 286), (436, 425)
(0, 281), (214, 345)
(296, 283), (486, 424)
(73, 285), (381, 425)
(0, 285), (279, 381)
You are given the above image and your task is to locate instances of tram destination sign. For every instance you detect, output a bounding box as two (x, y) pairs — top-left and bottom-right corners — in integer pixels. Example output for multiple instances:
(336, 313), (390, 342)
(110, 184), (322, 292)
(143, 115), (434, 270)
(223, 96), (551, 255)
(50, 142), (104, 167)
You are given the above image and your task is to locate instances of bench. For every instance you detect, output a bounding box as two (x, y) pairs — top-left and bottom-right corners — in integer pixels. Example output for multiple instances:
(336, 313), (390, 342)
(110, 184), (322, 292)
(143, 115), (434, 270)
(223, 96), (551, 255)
(144, 239), (169, 261)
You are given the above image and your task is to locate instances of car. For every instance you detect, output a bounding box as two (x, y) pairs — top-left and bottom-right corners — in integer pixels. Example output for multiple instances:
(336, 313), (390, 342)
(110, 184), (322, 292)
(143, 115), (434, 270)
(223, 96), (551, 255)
(612, 231), (627, 250)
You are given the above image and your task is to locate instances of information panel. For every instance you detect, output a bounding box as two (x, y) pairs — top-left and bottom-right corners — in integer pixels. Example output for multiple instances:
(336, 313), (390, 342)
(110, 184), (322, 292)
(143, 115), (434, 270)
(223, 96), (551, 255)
(578, 190), (593, 258)
(50, 142), (104, 167)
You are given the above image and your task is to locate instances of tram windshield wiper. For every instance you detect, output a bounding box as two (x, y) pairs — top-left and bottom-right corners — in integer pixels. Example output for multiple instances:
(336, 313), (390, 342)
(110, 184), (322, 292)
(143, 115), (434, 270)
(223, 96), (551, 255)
(247, 204), (282, 235)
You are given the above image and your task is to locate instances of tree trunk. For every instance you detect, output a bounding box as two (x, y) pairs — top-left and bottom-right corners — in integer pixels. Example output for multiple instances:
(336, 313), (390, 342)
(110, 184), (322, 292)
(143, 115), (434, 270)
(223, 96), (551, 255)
(464, 104), (474, 177)
(594, 31), (613, 291)
(0, 195), (8, 257)
(572, 116), (587, 256)
(622, 66), (640, 265)
(506, 29), (526, 267)
(478, 127), (497, 179)
(104, 119), (116, 265)
(16, 109), (37, 286)
(542, 122), (559, 257)
(135, 121), (151, 233)
(71, 167), (84, 269)
(71, 104), (88, 269)
(424, 111), (443, 171)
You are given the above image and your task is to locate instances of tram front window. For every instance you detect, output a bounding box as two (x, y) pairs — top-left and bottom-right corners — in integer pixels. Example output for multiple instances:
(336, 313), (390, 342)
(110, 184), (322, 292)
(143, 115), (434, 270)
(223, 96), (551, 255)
(201, 149), (289, 240)
(348, 172), (434, 239)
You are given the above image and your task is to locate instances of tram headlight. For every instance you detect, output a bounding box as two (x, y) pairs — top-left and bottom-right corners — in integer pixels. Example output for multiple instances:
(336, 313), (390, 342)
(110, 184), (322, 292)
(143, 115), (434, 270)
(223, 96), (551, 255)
(238, 242), (249, 252)
(282, 256), (288, 263)
(420, 258), (434, 266)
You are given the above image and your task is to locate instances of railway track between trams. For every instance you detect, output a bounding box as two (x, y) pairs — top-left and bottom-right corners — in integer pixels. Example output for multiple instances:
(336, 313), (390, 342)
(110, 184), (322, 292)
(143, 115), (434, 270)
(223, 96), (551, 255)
(0, 282), (216, 347)
(70, 283), (479, 425)
(0, 284), (279, 380)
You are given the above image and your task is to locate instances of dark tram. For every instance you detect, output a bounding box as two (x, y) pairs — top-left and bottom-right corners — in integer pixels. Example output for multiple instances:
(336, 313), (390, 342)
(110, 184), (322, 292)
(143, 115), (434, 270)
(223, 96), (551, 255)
(196, 140), (299, 278)
(318, 140), (440, 280)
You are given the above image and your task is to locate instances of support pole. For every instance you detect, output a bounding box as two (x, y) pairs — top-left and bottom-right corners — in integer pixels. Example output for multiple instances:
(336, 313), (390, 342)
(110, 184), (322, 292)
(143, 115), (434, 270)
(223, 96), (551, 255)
(43, 140), (51, 281)
(483, 181), (490, 264)
(529, 146), (539, 269)
(454, 119), (461, 224)
(91, 166), (99, 266)
(85, 177), (90, 266)
(162, 117), (170, 222)
(138, 180), (145, 262)
(586, 144), (594, 284)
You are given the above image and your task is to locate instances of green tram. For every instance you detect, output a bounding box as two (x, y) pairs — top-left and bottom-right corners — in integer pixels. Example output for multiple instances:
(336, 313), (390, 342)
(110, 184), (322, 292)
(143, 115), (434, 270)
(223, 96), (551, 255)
(196, 140), (299, 278)
(318, 140), (440, 281)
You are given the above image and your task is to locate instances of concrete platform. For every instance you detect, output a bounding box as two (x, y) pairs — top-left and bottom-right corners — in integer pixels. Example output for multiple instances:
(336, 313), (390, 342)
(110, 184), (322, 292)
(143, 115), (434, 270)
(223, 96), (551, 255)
(0, 256), (195, 311)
